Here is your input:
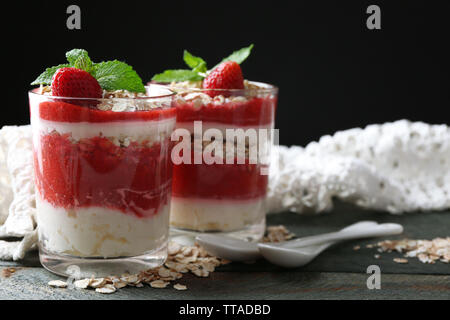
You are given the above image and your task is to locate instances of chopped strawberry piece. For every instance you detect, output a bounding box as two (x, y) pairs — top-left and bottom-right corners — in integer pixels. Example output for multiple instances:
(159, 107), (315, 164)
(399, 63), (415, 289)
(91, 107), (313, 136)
(202, 61), (244, 97)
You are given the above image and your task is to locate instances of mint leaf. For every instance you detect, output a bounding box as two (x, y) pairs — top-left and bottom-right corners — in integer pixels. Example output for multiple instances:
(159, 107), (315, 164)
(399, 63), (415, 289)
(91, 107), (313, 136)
(32, 49), (145, 93)
(74, 56), (93, 73)
(192, 61), (207, 74)
(183, 50), (207, 73)
(93, 60), (145, 93)
(152, 69), (203, 82)
(213, 44), (254, 69)
(31, 64), (71, 85)
(66, 49), (93, 73)
(31, 49), (93, 85)
(66, 49), (90, 65)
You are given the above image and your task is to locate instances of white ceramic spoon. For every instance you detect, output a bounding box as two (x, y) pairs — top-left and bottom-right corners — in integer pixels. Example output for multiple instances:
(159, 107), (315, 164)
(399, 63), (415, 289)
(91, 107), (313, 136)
(263, 221), (403, 249)
(257, 223), (403, 268)
(195, 221), (403, 266)
(195, 221), (375, 261)
(259, 242), (335, 268)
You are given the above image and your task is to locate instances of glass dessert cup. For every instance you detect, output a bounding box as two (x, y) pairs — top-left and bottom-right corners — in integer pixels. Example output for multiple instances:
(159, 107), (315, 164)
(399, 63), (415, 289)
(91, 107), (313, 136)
(29, 85), (176, 278)
(167, 81), (278, 242)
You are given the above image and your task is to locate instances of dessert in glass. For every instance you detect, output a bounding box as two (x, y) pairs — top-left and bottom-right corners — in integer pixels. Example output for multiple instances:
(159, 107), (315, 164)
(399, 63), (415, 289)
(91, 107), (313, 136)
(30, 49), (176, 277)
(152, 45), (278, 241)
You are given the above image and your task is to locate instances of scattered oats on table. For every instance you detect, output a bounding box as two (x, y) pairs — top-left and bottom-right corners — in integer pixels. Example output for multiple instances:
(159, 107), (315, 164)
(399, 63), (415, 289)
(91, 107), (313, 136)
(121, 274), (139, 284)
(263, 225), (295, 243)
(372, 237), (450, 264)
(95, 284), (116, 294)
(48, 280), (68, 288)
(113, 280), (128, 289)
(89, 278), (107, 288)
(46, 225), (295, 294)
(393, 258), (409, 264)
(150, 280), (169, 289)
(174, 283), (187, 291)
(74, 278), (90, 289)
(2, 267), (19, 278)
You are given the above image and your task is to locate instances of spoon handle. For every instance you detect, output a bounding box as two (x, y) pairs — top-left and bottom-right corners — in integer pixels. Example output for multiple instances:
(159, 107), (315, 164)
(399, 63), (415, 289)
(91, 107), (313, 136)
(281, 223), (403, 248)
(280, 231), (342, 248)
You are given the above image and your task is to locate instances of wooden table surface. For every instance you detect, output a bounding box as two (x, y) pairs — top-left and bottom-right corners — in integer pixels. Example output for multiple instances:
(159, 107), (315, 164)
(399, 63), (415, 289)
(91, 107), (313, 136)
(1, 202), (449, 300)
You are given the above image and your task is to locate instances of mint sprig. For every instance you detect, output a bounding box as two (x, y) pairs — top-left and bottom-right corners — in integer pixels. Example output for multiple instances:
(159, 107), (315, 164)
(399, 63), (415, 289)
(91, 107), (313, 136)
(213, 44), (254, 70)
(31, 49), (146, 93)
(151, 44), (254, 83)
(66, 49), (91, 66)
(31, 64), (71, 86)
(93, 60), (145, 93)
(183, 50), (207, 73)
(151, 50), (207, 83)
(152, 69), (203, 82)
(66, 49), (94, 73)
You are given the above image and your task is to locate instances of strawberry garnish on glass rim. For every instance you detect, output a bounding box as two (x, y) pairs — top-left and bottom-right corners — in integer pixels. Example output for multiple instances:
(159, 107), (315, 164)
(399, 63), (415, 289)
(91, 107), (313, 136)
(51, 67), (102, 98)
(151, 44), (254, 97)
(31, 49), (146, 101)
(202, 61), (244, 97)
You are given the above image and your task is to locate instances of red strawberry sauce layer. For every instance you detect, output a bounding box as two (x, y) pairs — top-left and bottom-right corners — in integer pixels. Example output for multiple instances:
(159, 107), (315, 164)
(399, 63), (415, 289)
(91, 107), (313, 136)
(39, 100), (176, 123)
(34, 101), (175, 217)
(172, 155), (268, 200)
(175, 96), (276, 126)
(172, 95), (275, 200)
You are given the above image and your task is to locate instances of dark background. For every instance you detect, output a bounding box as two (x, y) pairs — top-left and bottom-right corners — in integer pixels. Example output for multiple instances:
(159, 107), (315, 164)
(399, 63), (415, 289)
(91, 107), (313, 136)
(2, 0), (449, 146)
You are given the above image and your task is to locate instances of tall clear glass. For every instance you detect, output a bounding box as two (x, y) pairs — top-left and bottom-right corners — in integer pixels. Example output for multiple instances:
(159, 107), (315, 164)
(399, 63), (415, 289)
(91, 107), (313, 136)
(29, 85), (176, 278)
(169, 82), (278, 241)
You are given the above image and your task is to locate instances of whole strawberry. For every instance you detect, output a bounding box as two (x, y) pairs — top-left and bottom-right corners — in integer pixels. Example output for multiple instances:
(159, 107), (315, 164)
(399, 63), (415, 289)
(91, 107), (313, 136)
(202, 61), (244, 97)
(52, 67), (102, 98)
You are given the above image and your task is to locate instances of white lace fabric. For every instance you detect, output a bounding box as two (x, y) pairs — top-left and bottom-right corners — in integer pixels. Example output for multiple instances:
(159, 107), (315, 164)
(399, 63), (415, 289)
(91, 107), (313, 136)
(0, 120), (449, 260)
(267, 120), (450, 214)
(0, 125), (37, 260)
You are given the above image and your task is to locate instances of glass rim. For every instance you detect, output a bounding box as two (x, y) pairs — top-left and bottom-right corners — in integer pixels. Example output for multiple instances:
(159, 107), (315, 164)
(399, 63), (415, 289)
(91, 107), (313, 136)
(28, 84), (176, 101)
(150, 80), (279, 95)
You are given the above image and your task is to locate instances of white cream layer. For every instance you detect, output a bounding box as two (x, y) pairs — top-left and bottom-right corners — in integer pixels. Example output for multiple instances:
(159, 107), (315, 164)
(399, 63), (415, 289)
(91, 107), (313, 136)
(29, 97), (175, 141)
(170, 197), (266, 232)
(36, 198), (170, 258)
(176, 121), (274, 135)
(34, 118), (176, 142)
